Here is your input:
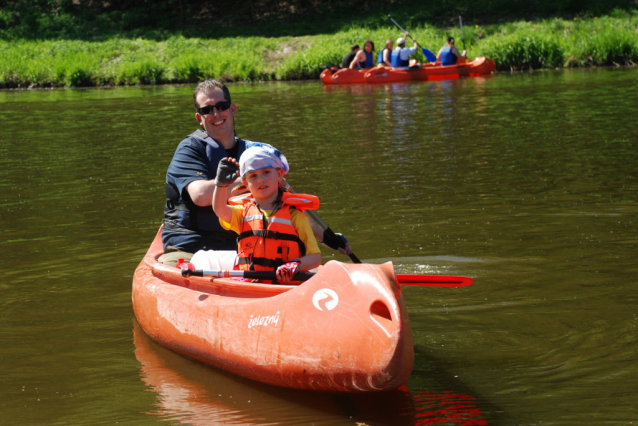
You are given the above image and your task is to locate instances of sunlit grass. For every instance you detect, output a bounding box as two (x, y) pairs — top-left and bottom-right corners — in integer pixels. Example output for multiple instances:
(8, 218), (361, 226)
(0, 13), (636, 88)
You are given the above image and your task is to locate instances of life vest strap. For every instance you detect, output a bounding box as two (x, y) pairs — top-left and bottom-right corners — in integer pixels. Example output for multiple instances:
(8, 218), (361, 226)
(238, 229), (302, 244)
(237, 256), (285, 268)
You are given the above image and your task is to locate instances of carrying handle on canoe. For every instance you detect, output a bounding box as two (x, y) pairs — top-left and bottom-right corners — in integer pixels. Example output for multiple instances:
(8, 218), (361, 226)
(388, 15), (438, 63)
(282, 179), (362, 264)
(182, 268), (473, 287)
(182, 269), (315, 281)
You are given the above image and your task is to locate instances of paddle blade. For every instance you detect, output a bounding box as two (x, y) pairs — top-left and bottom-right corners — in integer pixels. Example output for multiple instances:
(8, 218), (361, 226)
(421, 47), (437, 63)
(397, 274), (473, 287)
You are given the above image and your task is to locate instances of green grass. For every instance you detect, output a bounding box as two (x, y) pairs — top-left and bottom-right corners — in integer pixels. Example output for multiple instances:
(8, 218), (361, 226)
(1, 13), (637, 88)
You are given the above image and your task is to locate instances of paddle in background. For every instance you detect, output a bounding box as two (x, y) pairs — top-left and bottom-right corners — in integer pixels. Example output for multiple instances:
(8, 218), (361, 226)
(459, 15), (467, 52)
(388, 15), (438, 63)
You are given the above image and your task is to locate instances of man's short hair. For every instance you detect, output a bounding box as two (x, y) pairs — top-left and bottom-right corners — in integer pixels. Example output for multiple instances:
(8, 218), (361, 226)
(193, 79), (232, 110)
(351, 44), (360, 51)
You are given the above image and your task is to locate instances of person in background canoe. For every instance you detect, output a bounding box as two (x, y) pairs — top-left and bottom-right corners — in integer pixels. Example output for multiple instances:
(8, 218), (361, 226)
(377, 39), (394, 67)
(341, 44), (360, 68)
(212, 143), (322, 283)
(437, 36), (467, 66)
(391, 32), (421, 68)
(349, 40), (375, 69)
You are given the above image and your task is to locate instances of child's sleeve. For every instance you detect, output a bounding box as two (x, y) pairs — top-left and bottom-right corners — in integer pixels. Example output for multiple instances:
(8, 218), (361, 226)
(291, 210), (321, 255)
(219, 205), (244, 234)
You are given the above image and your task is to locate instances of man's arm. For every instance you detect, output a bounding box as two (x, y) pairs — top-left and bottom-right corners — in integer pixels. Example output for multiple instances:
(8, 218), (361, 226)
(186, 179), (216, 207)
(187, 175), (243, 206)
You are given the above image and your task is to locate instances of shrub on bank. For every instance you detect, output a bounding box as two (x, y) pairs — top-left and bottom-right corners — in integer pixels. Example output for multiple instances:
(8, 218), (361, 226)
(0, 14), (637, 88)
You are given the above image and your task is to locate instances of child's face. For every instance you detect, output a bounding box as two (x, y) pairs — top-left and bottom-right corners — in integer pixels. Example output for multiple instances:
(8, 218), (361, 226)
(243, 167), (283, 200)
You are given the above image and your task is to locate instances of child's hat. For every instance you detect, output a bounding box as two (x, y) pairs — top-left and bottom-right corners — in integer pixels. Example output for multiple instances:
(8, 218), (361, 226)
(239, 142), (289, 178)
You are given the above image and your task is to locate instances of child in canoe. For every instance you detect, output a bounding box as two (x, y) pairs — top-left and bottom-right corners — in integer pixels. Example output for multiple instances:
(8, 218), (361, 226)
(212, 143), (321, 283)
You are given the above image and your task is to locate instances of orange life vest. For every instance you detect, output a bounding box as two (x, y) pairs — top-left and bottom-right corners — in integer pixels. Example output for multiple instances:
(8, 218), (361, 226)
(229, 192), (320, 273)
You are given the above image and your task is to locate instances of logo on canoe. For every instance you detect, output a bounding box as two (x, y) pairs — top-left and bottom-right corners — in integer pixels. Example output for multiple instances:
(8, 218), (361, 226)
(312, 289), (339, 311)
(248, 311), (280, 329)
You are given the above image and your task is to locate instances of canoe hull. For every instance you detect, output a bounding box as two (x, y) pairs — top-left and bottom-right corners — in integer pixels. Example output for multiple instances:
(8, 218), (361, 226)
(320, 68), (334, 84)
(364, 57), (497, 84)
(132, 228), (414, 392)
(330, 68), (371, 85)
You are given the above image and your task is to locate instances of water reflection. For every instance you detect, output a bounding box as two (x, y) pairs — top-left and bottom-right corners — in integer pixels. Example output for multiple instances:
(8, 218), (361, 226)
(134, 321), (486, 425)
(2, 67), (638, 425)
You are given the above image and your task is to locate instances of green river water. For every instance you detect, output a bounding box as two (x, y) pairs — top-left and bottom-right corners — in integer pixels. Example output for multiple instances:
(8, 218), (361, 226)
(1, 67), (637, 425)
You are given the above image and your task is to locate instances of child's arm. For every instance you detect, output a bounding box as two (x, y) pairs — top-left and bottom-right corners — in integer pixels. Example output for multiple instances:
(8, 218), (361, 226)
(299, 253), (321, 271)
(212, 185), (232, 224)
(212, 157), (239, 224)
(276, 210), (323, 283)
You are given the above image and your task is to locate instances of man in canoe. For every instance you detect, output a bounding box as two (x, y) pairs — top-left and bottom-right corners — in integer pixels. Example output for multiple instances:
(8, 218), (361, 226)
(212, 143), (322, 283)
(160, 79), (246, 266)
(160, 80), (351, 266)
(437, 36), (467, 66)
(391, 32), (421, 68)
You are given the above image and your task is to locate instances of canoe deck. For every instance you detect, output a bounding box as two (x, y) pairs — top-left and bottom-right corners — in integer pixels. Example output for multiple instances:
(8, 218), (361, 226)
(132, 227), (414, 392)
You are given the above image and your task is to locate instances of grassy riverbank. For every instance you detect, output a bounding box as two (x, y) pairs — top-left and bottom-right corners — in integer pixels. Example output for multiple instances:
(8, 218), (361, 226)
(1, 12), (637, 88)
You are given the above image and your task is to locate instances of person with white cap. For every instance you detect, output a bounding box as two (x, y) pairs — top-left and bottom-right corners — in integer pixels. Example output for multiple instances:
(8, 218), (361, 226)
(212, 143), (322, 283)
(391, 31), (421, 68)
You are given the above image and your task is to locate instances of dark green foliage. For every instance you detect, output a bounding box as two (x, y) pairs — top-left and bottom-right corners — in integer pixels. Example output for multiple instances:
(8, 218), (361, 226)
(1, 0), (636, 40)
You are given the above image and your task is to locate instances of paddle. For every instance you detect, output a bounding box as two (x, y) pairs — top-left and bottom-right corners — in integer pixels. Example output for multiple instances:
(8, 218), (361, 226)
(459, 16), (466, 51)
(182, 268), (474, 287)
(281, 180), (362, 264)
(182, 268), (314, 281)
(388, 15), (438, 63)
(280, 180), (474, 288)
(396, 274), (473, 287)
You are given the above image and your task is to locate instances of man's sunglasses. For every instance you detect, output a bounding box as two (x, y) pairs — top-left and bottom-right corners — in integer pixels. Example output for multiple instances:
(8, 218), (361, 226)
(197, 100), (232, 115)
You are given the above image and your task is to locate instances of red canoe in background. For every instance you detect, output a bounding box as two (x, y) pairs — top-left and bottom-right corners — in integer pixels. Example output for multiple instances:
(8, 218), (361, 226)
(132, 227), (414, 392)
(321, 57), (496, 85)
(364, 57), (497, 84)
(321, 67), (372, 85)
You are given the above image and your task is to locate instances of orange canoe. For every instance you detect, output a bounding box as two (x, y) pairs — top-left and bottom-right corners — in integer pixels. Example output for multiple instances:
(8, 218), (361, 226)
(329, 67), (372, 84)
(320, 68), (335, 84)
(364, 57), (497, 84)
(132, 227), (414, 392)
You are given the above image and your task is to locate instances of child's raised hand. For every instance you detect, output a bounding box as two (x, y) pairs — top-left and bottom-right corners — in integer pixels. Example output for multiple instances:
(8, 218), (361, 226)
(215, 157), (239, 187)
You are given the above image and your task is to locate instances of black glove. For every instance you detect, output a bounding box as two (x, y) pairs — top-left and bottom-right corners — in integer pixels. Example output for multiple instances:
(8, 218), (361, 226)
(215, 158), (239, 187)
(322, 229), (348, 251)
